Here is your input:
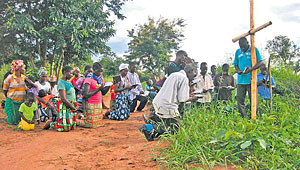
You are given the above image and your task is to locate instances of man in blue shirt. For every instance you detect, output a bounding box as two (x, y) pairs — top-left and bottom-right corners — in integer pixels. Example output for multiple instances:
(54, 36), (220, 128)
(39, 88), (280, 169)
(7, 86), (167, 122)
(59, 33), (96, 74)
(234, 37), (263, 118)
(257, 64), (275, 100)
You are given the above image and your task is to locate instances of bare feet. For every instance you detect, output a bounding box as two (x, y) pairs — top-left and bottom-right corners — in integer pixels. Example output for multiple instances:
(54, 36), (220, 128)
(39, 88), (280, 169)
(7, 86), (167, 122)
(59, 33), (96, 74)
(43, 120), (52, 130)
(102, 105), (109, 109)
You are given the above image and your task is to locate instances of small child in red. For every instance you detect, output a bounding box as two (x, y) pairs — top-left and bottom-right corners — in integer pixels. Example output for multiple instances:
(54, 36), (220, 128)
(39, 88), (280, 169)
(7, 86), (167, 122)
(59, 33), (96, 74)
(110, 84), (117, 111)
(37, 90), (57, 121)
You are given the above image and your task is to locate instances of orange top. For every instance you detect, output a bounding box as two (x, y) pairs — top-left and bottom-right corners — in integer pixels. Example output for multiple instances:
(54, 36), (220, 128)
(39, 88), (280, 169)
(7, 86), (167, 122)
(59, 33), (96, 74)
(37, 94), (54, 109)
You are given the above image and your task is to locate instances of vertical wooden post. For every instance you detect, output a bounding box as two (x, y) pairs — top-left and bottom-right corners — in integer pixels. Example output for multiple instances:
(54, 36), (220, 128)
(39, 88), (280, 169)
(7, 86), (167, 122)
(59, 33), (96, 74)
(250, 0), (257, 119)
(265, 57), (272, 113)
(268, 59), (273, 113)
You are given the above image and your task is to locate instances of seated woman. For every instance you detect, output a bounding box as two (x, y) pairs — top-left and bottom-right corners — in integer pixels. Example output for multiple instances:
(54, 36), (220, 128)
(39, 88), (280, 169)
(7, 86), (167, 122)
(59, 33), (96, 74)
(104, 63), (132, 121)
(43, 66), (77, 132)
(77, 62), (109, 128)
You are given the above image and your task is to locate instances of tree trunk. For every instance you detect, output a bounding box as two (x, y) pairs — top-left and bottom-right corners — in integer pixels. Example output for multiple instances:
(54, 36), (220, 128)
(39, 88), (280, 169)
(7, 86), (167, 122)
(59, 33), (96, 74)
(29, 53), (36, 69)
(41, 40), (48, 67)
(56, 48), (64, 79)
(50, 45), (57, 76)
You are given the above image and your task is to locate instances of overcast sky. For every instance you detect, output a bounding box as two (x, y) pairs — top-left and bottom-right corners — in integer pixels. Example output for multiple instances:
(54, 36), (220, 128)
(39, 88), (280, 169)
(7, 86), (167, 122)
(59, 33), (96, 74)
(106, 0), (300, 67)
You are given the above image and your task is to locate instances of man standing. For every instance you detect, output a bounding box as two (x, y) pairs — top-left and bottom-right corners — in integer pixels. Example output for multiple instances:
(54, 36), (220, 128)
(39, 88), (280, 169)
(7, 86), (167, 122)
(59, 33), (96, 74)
(210, 65), (217, 81)
(193, 62), (214, 104)
(214, 64), (235, 101)
(127, 62), (147, 112)
(257, 64), (275, 100)
(139, 64), (197, 141)
(234, 37), (263, 118)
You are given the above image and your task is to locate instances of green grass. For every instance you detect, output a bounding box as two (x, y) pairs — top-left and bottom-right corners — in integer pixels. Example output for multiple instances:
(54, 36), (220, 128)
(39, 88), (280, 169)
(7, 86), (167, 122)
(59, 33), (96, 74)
(156, 66), (300, 170)
(158, 96), (300, 169)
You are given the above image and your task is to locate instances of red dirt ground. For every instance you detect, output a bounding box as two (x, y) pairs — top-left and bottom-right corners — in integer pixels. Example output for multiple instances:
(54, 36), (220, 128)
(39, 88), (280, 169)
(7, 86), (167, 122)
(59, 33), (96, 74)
(0, 94), (238, 170)
(0, 95), (160, 170)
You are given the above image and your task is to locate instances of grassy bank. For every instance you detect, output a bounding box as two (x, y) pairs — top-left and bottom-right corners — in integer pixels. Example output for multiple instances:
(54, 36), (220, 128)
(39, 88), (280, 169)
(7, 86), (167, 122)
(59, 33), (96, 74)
(158, 67), (300, 169)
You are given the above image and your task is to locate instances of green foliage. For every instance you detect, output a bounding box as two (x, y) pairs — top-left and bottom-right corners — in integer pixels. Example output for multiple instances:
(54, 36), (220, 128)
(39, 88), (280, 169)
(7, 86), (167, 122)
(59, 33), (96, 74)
(266, 35), (300, 73)
(158, 96), (300, 169)
(158, 66), (300, 169)
(0, 65), (10, 88)
(99, 56), (124, 77)
(272, 66), (300, 98)
(0, 0), (127, 74)
(127, 16), (186, 76)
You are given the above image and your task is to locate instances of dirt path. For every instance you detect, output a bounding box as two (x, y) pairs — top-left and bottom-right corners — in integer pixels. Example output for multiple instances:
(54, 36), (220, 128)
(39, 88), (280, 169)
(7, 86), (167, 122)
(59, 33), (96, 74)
(0, 95), (160, 170)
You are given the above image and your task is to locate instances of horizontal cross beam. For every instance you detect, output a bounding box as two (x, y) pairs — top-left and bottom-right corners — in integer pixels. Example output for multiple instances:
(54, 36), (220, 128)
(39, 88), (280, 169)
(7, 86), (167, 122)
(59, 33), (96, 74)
(232, 21), (272, 43)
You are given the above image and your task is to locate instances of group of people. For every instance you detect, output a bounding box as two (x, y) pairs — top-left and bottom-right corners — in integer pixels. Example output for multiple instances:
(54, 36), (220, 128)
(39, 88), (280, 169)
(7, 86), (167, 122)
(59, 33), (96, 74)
(1, 37), (275, 141)
(1, 59), (150, 132)
(138, 37), (275, 141)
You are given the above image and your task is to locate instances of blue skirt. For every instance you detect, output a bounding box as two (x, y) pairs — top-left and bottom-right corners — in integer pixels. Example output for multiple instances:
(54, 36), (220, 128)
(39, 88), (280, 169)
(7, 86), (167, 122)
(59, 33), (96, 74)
(110, 94), (132, 121)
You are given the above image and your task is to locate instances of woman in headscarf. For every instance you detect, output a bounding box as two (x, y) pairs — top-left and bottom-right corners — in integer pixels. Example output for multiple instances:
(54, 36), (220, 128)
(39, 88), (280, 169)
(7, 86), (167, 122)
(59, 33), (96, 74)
(35, 67), (51, 94)
(2, 60), (35, 125)
(43, 66), (77, 132)
(104, 63), (132, 121)
(48, 75), (59, 97)
(77, 62), (109, 128)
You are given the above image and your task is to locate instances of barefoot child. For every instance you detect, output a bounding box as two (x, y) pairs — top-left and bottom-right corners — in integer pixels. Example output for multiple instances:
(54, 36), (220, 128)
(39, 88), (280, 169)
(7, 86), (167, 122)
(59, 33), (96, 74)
(18, 92), (37, 131)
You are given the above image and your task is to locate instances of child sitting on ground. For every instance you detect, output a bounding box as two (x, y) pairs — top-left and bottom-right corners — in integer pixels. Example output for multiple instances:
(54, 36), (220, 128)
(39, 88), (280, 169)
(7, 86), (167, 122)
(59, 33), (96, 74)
(37, 89), (57, 122)
(18, 92), (38, 131)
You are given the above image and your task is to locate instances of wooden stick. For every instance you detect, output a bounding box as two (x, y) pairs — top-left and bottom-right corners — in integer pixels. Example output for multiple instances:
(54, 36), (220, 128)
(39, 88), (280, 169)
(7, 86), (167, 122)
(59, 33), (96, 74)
(250, 0), (257, 119)
(232, 21), (272, 43)
(269, 59), (273, 114)
(264, 58), (271, 90)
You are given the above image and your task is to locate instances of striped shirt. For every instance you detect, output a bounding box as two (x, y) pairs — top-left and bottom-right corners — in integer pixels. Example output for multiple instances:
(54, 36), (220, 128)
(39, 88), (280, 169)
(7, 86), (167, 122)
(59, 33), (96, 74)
(3, 73), (27, 101)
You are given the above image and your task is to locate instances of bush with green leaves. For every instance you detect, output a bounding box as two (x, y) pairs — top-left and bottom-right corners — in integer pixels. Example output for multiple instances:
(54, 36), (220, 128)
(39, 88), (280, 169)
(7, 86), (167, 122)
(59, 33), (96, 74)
(272, 67), (300, 98)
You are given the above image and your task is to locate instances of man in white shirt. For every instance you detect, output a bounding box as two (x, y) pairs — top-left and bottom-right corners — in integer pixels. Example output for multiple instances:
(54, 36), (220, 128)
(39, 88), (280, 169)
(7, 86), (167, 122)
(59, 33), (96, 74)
(127, 62), (148, 112)
(139, 64), (197, 141)
(193, 62), (214, 104)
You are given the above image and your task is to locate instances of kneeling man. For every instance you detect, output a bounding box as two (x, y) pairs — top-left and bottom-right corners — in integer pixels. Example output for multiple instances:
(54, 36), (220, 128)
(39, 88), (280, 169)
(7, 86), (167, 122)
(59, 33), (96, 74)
(139, 64), (197, 141)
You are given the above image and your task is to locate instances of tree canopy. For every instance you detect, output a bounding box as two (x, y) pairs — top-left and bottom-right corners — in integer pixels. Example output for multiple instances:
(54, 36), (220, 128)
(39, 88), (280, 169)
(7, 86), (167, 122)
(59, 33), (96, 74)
(126, 17), (186, 75)
(0, 0), (127, 76)
(266, 35), (300, 73)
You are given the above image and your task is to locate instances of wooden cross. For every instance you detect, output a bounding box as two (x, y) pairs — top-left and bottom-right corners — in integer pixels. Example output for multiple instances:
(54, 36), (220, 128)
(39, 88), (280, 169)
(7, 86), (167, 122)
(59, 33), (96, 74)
(232, 0), (272, 119)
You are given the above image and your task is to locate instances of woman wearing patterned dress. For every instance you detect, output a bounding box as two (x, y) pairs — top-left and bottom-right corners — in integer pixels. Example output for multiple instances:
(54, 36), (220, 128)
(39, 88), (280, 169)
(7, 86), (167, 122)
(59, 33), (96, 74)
(77, 62), (109, 128)
(104, 63), (132, 121)
(3, 60), (35, 125)
(43, 66), (77, 132)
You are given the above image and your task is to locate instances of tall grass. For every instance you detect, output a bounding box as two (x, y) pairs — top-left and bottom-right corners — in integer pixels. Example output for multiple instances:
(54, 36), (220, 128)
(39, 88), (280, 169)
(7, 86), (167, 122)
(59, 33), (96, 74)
(158, 96), (300, 169)
(158, 66), (300, 169)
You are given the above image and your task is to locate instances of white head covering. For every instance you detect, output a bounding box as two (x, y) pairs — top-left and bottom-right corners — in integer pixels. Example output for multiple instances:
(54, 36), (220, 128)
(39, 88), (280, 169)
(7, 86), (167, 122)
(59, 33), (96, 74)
(119, 63), (129, 71)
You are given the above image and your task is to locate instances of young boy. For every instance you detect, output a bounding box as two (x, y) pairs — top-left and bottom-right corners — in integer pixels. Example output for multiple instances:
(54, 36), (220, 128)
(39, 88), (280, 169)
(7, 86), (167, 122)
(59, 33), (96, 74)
(18, 92), (37, 131)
